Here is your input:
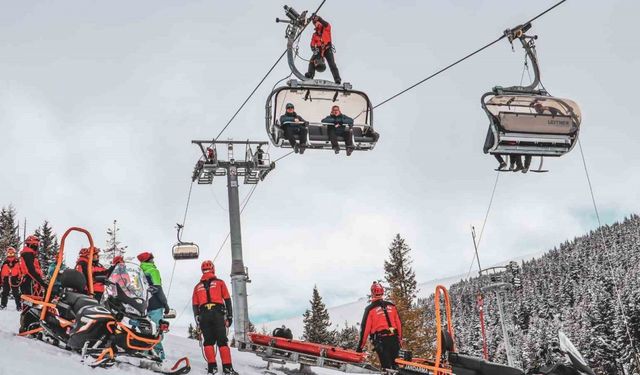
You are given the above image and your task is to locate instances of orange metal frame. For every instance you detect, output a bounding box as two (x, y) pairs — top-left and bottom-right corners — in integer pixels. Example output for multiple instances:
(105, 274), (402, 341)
(116, 322), (161, 351)
(395, 285), (457, 375)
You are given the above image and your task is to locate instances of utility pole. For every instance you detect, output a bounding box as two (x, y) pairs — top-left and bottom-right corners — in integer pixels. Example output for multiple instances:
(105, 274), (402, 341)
(191, 139), (275, 344)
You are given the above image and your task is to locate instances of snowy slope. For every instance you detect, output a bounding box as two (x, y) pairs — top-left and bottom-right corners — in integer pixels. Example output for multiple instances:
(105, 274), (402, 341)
(0, 305), (335, 375)
(260, 251), (544, 337)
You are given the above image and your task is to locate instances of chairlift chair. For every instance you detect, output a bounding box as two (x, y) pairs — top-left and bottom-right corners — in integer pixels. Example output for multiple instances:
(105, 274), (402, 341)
(171, 224), (199, 260)
(481, 22), (582, 172)
(269, 6), (379, 153)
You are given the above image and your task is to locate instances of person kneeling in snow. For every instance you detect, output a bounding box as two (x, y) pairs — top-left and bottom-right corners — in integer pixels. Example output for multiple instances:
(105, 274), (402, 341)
(192, 260), (237, 375)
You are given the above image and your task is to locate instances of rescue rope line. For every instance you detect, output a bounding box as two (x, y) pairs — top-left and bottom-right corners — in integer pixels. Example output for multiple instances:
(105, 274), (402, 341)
(577, 139), (640, 369)
(466, 172), (500, 278)
(372, 0), (567, 110)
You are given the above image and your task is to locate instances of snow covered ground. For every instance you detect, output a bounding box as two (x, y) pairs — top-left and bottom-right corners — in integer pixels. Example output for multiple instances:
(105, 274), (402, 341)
(0, 304), (334, 375)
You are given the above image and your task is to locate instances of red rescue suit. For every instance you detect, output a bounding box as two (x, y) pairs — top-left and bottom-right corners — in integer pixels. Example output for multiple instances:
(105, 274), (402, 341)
(192, 272), (234, 370)
(358, 299), (403, 369)
(19, 246), (46, 295)
(1, 257), (22, 309)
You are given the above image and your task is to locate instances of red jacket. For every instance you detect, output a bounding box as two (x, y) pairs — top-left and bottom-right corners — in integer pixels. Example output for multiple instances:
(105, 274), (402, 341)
(92, 262), (108, 293)
(192, 272), (232, 316)
(358, 300), (403, 350)
(19, 246), (46, 286)
(1, 258), (21, 278)
(310, 18), (332, 49)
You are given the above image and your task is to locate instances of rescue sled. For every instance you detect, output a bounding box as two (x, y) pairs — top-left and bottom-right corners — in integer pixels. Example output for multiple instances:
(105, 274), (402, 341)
(242, 333), (377, 373)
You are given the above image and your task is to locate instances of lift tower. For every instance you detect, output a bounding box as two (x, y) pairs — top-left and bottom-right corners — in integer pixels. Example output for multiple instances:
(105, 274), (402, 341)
(191, 139), (275, 344)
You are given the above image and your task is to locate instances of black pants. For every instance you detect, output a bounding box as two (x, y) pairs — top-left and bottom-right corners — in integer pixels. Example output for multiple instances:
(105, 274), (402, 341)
(374, 334), (400, 369)
(307, 48), (341, 83)
(283, 124), (308, 148)
(20, 278), (35, 296)
(1, 277), (21, 309)
(510, 155), (532, 169)
(200, 309), (228, 347)
(327, 125), (353, 150)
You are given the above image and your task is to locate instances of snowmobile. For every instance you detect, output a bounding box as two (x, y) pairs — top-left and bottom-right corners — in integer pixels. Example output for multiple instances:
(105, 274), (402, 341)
(19, 264), (191, 374)
(394, 285), (595, 375)
(17, 227), (190, 375)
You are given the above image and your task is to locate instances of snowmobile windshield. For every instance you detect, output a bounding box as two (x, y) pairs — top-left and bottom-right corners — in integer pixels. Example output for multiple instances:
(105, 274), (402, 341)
(105, 263), (150, 318)
(107, 263), (148, 300)
(558, 331), (595, 375)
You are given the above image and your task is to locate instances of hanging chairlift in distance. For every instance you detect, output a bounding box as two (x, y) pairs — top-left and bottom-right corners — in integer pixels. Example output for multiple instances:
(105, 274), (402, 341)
(171, 223), (200, 260)
(481, 22), (582, 172)
(267, 5), (379, 152)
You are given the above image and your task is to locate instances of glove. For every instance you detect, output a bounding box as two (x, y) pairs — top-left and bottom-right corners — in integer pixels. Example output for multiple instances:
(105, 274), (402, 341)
(164, 306), (170, 315)
(225, 317), (232, 328)
(356, 347), (363, 353)
(112, 256), (124, 265)
(195, 315), (200, 324)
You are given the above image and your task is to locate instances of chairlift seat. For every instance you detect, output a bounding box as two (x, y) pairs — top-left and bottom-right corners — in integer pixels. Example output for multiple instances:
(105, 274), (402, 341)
(172, 243), (200, 260)
(483, 94), (581, 158)
(267, 81), (378, 152)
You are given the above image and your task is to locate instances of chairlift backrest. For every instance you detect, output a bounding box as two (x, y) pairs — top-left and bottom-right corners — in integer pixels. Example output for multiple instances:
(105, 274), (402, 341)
(172, 243), (200, 260)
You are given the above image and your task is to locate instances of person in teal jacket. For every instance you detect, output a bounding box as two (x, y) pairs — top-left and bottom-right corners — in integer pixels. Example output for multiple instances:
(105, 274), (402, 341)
(137, 251), (171, 360)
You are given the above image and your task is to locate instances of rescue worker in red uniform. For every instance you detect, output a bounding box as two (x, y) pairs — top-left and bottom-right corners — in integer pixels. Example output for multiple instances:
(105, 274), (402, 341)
(75, 248), (110, 301)
(19, 235), (47, 296)
(192, 260), (236, 375)
(1, 247), (22, 309)
(357, 282), (403, 369)
(304, 14), (341, 84)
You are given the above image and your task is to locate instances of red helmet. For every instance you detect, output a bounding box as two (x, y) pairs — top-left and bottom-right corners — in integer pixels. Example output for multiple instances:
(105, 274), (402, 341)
(25, 235), (40, 247)
(371, 282), (384, 300)
(112, 255), (124, 265)
(6, 247), (16, 258)
(137, 252), (153, 262)
(201, 260), (214, 274)
(79, 248), (90, 257)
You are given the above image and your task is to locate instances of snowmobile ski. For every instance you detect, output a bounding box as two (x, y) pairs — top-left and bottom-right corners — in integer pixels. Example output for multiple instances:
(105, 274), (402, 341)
(114, 355), (192, 375)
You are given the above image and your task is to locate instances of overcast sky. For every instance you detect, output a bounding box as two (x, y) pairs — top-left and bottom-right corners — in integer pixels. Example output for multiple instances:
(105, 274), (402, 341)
(1, 0), (639, 328)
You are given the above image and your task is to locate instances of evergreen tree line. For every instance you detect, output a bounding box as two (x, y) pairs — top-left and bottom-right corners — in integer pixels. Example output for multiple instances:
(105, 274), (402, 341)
(421, 214), (640, 375)
(0, 204), (128, 276)
(300, 234), (433, 359)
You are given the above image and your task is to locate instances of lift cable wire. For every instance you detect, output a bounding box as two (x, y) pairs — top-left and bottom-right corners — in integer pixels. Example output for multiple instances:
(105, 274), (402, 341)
(466, 172), (501, 278)
(372, 0), (566, 110)
(167, 181), (195, 298)
(175, 183), (260, 322)
(213, 0), (327, 141)
(577, 139), (640, 368)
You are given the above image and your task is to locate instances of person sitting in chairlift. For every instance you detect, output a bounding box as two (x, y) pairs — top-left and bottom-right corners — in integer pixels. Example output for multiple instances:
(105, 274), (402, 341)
(304, 14), (341, 84)
(279, 103), (309, 154)
(322, 105), (355, 156)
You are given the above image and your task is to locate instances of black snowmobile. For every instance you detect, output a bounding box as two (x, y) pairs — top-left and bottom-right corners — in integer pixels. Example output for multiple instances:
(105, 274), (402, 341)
(19, 264), (190, 374)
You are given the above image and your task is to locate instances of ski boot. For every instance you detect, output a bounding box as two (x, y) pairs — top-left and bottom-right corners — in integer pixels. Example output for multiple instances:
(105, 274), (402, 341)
(207, 363), (218, 374)
(223, 364), (238, 375)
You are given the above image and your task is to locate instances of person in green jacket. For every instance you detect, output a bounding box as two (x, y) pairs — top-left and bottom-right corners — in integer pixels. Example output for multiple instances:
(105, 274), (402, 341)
(137, 251), (171, 361)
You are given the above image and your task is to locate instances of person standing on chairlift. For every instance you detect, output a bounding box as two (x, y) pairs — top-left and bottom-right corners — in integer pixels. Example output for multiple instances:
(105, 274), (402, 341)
(322, 105), (355, 155)
(279, 103), (309, 154)
(304, 14), (341, 84)
(357, 282), (402, 369)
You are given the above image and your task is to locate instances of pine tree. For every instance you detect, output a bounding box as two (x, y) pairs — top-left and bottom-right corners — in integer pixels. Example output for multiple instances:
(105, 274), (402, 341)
(104, 220), (127, 264)
(335, 322), (360, 350)
(302, 285), (335, 345)
(0, 205), (21, 257)
(384, 234), (433, 358)
(34, 220), (59, 274)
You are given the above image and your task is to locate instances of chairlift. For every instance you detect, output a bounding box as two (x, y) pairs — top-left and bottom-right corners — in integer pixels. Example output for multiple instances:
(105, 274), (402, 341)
(269, 6), (379, 152)
(171, 224), (199, 260)
(482, 22), (582, 172)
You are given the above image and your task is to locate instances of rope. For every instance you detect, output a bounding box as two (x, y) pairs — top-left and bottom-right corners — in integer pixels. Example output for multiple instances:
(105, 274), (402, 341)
(372, 0), (567, 110)
(577, 139), (640, 368)
(467, 172), (501, 278)
(273, 151), (295, 163)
